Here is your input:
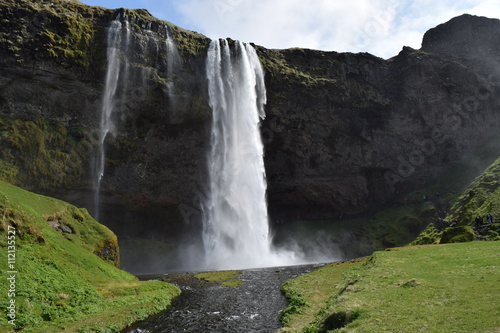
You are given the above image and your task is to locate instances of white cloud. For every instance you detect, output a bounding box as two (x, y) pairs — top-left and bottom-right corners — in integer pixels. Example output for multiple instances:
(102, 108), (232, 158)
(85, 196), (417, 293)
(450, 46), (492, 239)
(166, 0), (500, 58)
(467, 0), (500, 18)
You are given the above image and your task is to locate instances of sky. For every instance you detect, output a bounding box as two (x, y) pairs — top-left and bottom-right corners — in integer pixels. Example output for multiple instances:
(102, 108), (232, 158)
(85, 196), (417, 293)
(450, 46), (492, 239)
(79, 0), (500, 59)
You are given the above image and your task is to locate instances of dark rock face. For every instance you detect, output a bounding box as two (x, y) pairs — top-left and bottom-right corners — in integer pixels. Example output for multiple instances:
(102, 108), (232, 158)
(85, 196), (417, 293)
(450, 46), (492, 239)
(259, 42), (499, 219)
(422, 14), (500, 59)
(1, 2), (500, 233)
(0, 0), (211, 209)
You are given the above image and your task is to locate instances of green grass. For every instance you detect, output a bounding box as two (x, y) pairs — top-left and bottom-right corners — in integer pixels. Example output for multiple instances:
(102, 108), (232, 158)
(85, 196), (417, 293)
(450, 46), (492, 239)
(194, 270), (244, 287)
(194, 270), (241, 282)
(194, 271), (244, 287)
(278, 259), (366, 333)
(0, 181), (180, 332)
(280, 151), (500, 332)
(447, 156), (500, 224)
(280, 242), (500, 333)
(414, 155), (500, 245)
(221, 279), (244, 288)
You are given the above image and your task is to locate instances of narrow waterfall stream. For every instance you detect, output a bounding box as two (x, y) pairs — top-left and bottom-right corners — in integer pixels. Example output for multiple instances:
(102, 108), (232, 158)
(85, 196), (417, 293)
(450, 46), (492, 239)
(93, 16), (130, 220)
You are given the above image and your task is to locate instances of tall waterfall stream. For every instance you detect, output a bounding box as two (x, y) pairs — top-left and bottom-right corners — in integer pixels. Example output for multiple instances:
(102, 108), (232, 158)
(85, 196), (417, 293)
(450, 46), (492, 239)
(202, 39), (299, 270)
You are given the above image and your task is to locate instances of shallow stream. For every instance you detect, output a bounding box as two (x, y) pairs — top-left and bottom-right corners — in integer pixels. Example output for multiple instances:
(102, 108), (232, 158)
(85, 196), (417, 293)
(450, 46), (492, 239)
(123, 264), (323, 333)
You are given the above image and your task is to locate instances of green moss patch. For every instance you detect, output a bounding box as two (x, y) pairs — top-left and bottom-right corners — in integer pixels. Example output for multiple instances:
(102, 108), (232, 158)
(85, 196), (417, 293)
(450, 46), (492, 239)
(412, 223), (443, 245)
(194, 270), (244, 288)
(482, 224), (500, 241)
(0, 0), (109, 70)
(0, 116), (94, 191)
(440, 226), (476, 244)
(446, 156), (500, 224)
(221, 279), (244, 288)
(194, 270), (241, 282)
(0, 181), (180, 332)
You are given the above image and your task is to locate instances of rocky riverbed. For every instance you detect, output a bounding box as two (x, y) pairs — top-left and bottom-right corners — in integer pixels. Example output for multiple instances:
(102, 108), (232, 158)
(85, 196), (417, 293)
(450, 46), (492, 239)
(123, 264), (323, 333)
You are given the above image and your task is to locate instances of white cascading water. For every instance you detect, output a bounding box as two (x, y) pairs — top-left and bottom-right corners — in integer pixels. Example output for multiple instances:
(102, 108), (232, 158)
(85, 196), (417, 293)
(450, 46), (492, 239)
(93, 16), (130, 220)
(165, 26), (181, 118)
(203, 39), (297, 270)
(165, 26), (181, 76)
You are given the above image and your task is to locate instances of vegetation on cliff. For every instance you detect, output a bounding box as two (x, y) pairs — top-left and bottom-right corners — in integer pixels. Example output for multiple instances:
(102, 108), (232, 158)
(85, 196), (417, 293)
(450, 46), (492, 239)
(0, 0), (209, 73)
(3, 0), (500, 228)
(0, 116), (94, 192)
(413, 155), (500, 245)
(0, 0), (211, 210)
(0, 181), (180, 332)
(0, 0), (107, 70)
(447, 156), (500, 226)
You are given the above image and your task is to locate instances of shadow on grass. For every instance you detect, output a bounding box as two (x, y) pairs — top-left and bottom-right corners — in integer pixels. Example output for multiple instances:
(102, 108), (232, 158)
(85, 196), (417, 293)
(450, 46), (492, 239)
(320, 309), (363, 332)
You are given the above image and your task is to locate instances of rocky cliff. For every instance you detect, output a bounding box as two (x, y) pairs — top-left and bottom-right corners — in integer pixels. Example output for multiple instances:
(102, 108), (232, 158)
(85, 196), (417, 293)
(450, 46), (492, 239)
(258, 19), (500, 219)
(1, 0), (500, 264)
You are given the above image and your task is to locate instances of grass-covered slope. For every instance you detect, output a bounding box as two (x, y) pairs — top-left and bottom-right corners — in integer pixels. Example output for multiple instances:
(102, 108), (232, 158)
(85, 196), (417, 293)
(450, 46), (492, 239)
(414, 156), (500, 245)
(0, 181), (180, 332)
(280, 242), (500, 333)
(278, 259), (366, 332)
(446, 156), (500, 225)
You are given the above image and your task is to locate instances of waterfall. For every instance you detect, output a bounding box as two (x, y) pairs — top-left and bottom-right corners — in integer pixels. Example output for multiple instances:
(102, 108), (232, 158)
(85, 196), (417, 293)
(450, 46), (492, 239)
(164, 26), (182, 123)
(93, 16), (130, 220)
(165, 26), (181, 76)
(203, 39), (294, 270)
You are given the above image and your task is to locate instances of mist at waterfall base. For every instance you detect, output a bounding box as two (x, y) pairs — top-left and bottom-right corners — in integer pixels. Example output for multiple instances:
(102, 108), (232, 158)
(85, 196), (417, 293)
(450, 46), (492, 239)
(89, 17), (349, 273)
(95, 199), (370, 274)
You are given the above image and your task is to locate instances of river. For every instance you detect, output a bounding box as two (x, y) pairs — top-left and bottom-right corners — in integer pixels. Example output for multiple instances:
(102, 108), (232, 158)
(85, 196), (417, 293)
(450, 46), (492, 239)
(123, 264), (323, 333)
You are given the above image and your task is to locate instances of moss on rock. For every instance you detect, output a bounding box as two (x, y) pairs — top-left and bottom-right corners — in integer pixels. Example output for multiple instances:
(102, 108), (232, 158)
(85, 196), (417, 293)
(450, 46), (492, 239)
(412, 223), (443, 245)
(413, 154), (500, 245)
(446, 156), (500, 224)
(439, 226), (475, 244)
(481, 224), (500, 241)
(0, 116), (94, 191)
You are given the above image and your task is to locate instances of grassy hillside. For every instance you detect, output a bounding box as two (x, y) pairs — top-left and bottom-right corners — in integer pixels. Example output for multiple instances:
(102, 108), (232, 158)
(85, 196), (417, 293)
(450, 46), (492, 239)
(446, 156), (500, 225)
(413, 156), (500, 245)
(279, 242), (500, 332)
(0, 181), (180, 332)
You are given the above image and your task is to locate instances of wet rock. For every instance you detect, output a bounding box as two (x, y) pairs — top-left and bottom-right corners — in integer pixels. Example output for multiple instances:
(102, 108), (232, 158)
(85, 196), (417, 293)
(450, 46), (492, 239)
(94, 244), (120, 267)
